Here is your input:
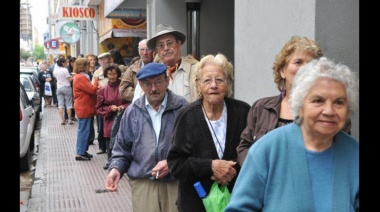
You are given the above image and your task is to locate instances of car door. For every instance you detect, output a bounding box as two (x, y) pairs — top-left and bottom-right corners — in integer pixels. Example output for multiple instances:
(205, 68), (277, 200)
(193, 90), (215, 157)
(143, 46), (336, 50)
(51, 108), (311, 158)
(20, 84), (35, 159)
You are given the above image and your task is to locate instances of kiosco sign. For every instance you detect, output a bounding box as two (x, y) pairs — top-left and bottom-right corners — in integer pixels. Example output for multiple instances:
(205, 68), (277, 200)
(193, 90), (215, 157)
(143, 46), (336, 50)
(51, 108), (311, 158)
(59, 6), (98, 20)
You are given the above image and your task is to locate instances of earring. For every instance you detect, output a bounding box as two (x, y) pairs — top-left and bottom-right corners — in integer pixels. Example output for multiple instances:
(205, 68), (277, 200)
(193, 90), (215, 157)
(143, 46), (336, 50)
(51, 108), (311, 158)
(281, 78), (286, 98)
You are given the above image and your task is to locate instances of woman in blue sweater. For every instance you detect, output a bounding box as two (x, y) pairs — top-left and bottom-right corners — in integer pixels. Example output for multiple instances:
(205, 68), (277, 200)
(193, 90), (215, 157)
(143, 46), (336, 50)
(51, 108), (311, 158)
(225, 57), (359, 212)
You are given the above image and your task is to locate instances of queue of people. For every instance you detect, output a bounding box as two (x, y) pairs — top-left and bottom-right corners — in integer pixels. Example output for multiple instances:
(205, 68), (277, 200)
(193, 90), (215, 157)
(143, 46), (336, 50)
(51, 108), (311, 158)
(43, 23), (359, 212)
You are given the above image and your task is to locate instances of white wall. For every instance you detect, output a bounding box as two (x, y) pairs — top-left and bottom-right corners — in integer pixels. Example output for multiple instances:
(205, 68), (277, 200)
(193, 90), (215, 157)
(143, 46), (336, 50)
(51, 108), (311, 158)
(147, 0), (188, 55)
(315, 0), (359, 138)
(235, 0), (315, 103)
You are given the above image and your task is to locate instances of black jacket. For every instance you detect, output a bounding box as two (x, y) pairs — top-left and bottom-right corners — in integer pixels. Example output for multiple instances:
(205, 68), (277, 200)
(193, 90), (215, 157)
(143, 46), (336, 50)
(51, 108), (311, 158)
(167, 97), (250, 212)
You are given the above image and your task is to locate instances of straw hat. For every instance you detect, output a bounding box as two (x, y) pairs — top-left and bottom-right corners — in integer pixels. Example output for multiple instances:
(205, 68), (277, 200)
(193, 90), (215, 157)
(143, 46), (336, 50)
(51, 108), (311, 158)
(147, 24), (186, 50)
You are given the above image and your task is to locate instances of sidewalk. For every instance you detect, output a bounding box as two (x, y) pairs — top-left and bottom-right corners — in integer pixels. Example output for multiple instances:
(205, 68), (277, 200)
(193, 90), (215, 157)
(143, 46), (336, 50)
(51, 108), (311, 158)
(27, 106), (132, 211)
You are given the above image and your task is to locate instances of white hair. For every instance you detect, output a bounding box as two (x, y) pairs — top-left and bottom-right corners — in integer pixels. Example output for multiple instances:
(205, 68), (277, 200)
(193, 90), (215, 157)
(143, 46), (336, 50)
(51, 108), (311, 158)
(289, 57), (359, 124)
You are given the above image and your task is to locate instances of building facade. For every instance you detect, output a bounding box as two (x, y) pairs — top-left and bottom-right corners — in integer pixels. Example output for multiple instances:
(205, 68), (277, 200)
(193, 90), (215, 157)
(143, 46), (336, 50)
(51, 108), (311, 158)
(20, 0), (33, 51)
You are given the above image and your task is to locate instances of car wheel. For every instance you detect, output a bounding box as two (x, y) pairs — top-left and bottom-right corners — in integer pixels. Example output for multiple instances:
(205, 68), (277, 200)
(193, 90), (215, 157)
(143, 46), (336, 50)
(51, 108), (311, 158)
(29, 131), (35, 148)
(20, 147), (30, 172)
(35, 109), (40, 125)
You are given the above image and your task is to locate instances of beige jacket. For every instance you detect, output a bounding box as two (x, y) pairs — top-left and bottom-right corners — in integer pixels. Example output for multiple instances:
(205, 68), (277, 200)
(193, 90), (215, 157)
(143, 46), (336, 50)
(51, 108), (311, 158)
(92, 66), (108, 88)
(119, 59), (144, 101)
(168, 55), (199, 103)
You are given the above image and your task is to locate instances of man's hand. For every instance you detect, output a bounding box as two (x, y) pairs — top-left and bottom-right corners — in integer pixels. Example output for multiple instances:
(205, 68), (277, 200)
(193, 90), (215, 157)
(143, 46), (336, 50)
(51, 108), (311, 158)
(105, 168), (121, 191)
(151, 160), (169, 179)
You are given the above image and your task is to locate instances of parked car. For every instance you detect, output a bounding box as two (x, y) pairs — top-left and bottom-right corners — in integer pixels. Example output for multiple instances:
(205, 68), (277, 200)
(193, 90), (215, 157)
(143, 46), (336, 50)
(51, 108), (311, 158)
(20, 73), (41, 122)
(20, 66), (40, 95)
(20, 82), (36, 172)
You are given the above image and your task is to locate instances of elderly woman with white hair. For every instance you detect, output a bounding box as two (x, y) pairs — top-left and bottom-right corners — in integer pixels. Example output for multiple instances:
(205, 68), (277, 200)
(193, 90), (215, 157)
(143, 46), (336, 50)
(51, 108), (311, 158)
(225, 57), (359, 212)
(167, 53), (251, 212)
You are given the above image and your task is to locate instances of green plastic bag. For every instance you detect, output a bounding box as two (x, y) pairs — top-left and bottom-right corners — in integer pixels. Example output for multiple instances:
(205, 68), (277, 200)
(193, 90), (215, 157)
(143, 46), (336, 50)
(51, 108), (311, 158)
(202, 181), (231, 212)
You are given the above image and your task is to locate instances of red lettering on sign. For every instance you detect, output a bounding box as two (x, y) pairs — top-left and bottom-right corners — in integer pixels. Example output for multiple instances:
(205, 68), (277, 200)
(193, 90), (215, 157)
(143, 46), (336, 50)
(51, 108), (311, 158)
(62, 7), (96, 18)
(62, 7), (69, 17)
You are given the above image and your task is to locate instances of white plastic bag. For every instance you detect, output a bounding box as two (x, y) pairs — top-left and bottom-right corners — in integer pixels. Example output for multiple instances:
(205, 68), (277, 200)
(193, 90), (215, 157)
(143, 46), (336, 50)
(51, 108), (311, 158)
(44, 82), (52, 96)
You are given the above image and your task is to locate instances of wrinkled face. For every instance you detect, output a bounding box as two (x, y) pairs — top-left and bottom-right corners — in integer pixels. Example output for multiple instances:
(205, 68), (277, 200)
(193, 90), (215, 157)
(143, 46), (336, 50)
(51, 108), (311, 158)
(41, 64), (47, 71)
(281, 50), (316, 90)
(138, 41), (154, 64)
(139, 74), (170, 106)
(99, 57), (111, 68)
(299, 78), (348, 139)
(106, 69), (118, 83)
(198, 64), (228, 105)
(155, 34), (181, 66)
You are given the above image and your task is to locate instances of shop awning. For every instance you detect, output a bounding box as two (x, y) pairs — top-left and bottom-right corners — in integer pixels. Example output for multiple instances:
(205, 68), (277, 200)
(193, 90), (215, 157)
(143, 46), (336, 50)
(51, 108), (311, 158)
(99, 29), (113, 43)
(98, 29), (147, 43)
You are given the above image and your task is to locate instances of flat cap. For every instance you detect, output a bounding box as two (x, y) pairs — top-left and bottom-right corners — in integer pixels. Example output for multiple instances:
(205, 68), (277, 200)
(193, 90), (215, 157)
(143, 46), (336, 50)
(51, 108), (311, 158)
(137, 63), (167, 80)
(98, 52), (111, 59)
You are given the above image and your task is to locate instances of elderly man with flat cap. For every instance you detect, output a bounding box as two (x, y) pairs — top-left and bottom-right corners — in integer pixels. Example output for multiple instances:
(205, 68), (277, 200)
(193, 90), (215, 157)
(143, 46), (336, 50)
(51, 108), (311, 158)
(92, 52), (112, 87)
(92, 52), (112, 156)
(105, 63), (189, 212)
(147, 24), (199, 103)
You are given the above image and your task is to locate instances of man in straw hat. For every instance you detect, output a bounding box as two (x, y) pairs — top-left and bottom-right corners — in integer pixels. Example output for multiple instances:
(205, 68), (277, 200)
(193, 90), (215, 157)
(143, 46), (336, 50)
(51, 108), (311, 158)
(147, 24), (199, 103)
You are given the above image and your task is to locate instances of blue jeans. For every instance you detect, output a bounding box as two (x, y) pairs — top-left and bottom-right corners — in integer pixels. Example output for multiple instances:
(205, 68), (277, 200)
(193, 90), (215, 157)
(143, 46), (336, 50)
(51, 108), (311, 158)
(76, 117), (91, 155)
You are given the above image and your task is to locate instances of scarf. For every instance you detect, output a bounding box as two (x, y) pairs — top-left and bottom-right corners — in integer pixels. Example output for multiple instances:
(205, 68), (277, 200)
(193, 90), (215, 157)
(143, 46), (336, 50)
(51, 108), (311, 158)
(167, 59), (182, 80)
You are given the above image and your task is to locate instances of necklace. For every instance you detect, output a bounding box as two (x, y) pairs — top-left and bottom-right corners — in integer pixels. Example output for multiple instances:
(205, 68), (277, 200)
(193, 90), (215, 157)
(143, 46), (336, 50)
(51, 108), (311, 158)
(202, 103), (224, 157)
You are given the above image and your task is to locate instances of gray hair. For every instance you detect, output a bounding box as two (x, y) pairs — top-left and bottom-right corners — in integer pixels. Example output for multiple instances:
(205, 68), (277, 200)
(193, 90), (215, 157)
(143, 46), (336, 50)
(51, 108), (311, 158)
(289, 57), (359, 124)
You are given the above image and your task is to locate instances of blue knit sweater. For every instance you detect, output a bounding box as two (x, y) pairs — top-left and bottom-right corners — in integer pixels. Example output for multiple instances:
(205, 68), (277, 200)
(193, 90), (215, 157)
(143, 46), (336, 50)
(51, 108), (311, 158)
(225, 123), (359, 212)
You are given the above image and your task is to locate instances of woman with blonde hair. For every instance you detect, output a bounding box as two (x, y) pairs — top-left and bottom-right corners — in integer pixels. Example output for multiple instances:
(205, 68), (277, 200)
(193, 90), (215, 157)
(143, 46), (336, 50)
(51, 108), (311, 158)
(72, 58), (99, 161)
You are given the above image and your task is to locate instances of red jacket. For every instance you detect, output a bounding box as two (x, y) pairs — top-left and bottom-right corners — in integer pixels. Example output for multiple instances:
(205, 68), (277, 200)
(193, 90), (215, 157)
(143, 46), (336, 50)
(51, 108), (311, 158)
(73, 73), (99, 118)
(96, 80), (130, 138)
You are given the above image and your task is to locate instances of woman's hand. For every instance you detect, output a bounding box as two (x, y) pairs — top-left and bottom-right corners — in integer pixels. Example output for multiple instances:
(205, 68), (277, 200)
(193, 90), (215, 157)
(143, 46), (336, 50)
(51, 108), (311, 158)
(211, 159), (237, 185)
(111, 105), (119, 112)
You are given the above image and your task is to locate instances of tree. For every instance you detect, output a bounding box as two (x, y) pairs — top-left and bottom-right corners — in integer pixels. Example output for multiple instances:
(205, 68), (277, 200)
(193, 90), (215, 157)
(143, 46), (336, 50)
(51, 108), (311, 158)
(20, 48), (32, 61)
(34, 44), (46, 60)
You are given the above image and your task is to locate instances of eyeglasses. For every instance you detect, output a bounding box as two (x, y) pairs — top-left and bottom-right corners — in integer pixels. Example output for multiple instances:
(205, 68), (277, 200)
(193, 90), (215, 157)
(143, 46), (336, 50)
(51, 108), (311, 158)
(142, 80), (165, 89)
(200, 78), (227, 85)
(139, 48), (153, 53)
(156, 40), (176, 50)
